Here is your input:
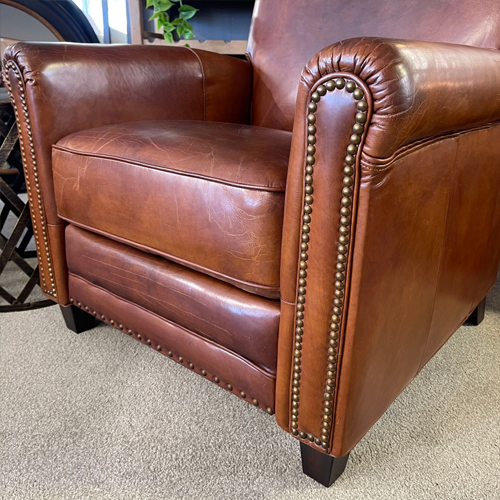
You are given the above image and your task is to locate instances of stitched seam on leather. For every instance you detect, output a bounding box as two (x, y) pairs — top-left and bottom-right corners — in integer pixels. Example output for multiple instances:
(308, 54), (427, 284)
(416, 137), (460, 375)
(59, 217), (281, 296)
(280, 298), (295, 306)
(361, 121), (500, 170)
(185, 47), (206, 121)
(52, 145), (287, 193)
(69, 272), (277, 378)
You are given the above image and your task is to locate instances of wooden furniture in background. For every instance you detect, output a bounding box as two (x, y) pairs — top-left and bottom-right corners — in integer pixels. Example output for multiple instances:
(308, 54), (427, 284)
(0, 90), (53, 311)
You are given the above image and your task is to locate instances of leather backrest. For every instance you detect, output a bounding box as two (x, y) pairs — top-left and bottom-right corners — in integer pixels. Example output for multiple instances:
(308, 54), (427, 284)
(247, 0), (500, 131)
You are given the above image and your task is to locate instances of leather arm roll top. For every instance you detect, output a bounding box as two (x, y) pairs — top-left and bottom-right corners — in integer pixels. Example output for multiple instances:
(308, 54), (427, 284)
(301, 37), (500, 159)
(1, 43), (252, 304)
(277, 37), (500, 456)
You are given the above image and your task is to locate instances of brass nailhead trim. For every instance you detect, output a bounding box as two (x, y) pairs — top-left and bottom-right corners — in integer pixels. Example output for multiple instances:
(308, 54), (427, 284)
(2, 61), (56, 298)
(67, 298), (275, 415)
(292, 78), (368, 450)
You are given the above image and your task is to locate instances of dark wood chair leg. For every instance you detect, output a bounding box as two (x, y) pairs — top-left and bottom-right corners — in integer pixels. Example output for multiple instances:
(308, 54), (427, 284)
(465, 296), (486, 326)
(60, 305), (97, 333)
(300, 442), (350, 487)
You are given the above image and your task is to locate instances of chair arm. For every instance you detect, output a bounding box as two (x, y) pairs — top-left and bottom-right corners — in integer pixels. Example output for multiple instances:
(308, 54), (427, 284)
(277, 37), (500, 456)
(2, 42), (251, 304)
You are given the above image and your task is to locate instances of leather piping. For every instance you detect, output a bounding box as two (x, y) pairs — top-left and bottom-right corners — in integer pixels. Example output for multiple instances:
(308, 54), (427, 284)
(361, 121), (500, 169)
(52, 145), (287, 192)
(60, 218), (281, 299)
(69, 272), (277, 378)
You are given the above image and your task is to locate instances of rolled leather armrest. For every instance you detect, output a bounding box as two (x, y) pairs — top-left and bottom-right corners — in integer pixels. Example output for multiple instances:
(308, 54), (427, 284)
(2, 42), (252, 304)
(278, 37), (500, 456)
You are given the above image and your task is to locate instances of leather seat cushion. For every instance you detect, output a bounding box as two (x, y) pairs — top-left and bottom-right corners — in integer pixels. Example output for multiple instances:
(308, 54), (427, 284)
(53, 120), (292, 298)
(66, 224), (280, 374)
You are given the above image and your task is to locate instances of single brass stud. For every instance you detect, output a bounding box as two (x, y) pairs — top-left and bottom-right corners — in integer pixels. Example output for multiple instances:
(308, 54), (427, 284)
(353, 123), (364, 134)
(346, 81), (356, 93)
(308, 102), (317, 112)
(353, 88), (364, 100)
(227, 383), (233, 390)
(188, 362), (194, 369)
(252, 399), (259, 406)
(357, 100), (368, 111)
(356, 112), (367, 123)
(311, 92), (320, 102)
(137, 334), (142, 340)
(157, 345), (162, 351)
(347, 144), (357, 155)
(350, 134), (361, 145)
(335, 78), (345, 89)
(266, 407), (273, 415)
(201, 369), (207, 376)
(213, 376), (219, 383)
(178, 356), (183, 363)
(240, 391), (246, 398)
(345, 154), (355, 165)
(317, 84), (326, 96)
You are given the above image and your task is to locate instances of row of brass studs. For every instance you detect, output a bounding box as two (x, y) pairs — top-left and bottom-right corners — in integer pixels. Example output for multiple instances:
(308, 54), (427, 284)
(2, 61), (56, 297)
(292, 77), (368, 450)
(69, 298), (274, 415)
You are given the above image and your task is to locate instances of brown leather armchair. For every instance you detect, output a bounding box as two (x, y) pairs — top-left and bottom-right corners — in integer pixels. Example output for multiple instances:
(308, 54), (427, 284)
(3, 0), (500, 487)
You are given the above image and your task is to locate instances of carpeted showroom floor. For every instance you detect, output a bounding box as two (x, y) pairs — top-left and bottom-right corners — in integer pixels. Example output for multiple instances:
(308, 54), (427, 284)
(1, 247), (499, 499)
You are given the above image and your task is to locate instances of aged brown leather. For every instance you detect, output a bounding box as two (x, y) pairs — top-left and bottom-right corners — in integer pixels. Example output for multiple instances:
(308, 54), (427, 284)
(66, 224), (280, 373)
(248, 0), (500, 131)
(278, 36), (500, 456)
(2, 43), (251, 304)
(68, 274), (276, 414)
(53, 120), (290, 298)
(4, 0), (500, 478)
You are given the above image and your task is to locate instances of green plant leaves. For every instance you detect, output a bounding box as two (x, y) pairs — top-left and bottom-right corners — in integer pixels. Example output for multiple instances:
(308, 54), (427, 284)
(155, 0), (174, 11)
(179, 5), (199, 20)
(147, 0), (198, 42)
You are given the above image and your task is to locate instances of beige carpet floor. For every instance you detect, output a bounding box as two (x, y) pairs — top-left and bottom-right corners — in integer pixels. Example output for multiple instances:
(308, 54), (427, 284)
(1, 280), (500, 499)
